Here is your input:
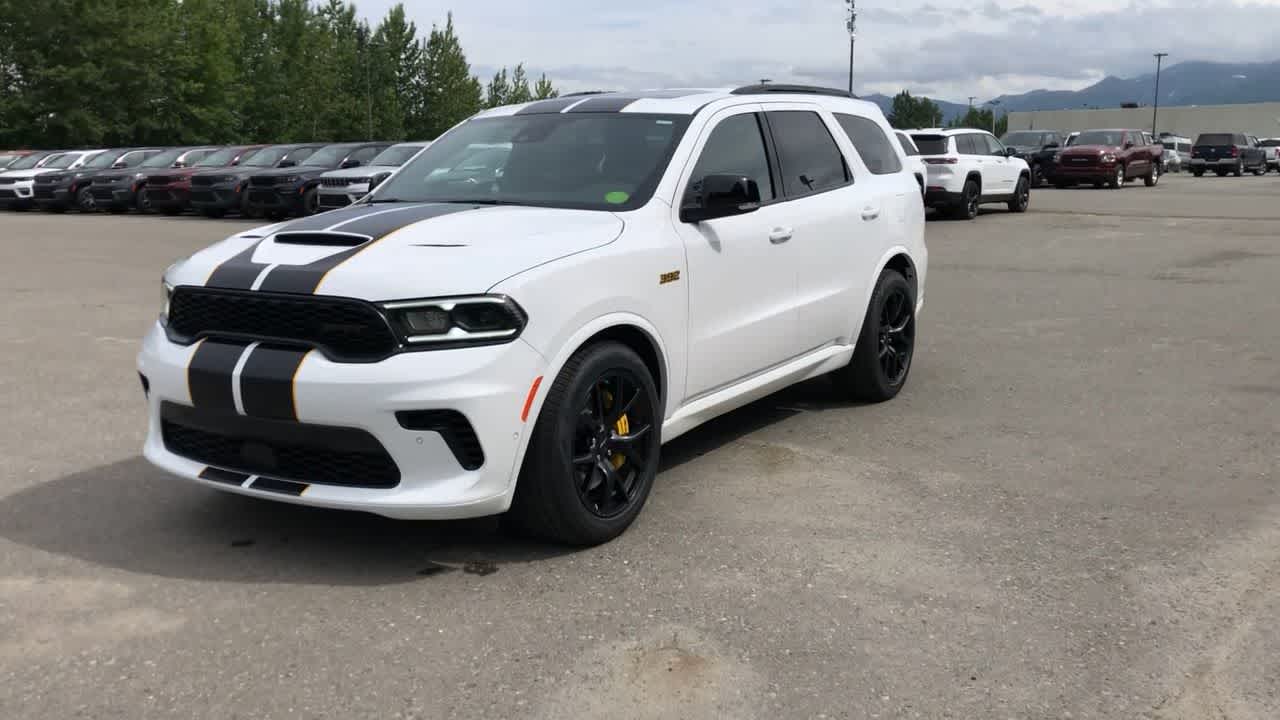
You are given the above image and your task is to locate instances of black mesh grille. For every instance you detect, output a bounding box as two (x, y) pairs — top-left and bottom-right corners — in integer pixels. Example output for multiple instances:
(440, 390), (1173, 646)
(192, 175), (233, 187)
(0, 178), (15, 185)
(190, 190), (216, 202)
(147, 175), (174, 185)
(0, 190), (15, 199)
(318, 194), (353, 208)
(161, 402), (400, 488)
(167, 287), (399, 362)
(35, 175), (62, 185)
(396, 410), (485, 470)
(321, 177), (367, 187)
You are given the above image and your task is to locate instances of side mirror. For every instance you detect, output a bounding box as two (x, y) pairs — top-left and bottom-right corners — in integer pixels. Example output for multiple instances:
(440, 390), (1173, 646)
(341, 158), (362, 169)
(680, 174), (761, 223)
(111, 161), (126, 169)
(1045, 142), (1059, 149)
(1004, 147), (1018, 157)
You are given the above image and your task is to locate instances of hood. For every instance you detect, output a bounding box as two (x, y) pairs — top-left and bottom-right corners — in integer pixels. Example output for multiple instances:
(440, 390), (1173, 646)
(170, 202), (625, 300)
(0, 167), (62, 178)
(194, 166), (257, 180)
(1060, 144), (1118, 155)
(252, 165), (331, 179)
(319, 165), (400, 180)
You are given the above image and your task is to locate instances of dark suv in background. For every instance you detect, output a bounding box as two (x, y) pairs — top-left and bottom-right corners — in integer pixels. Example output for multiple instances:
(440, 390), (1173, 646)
(246, 142), (390, 218)
(91, 147), (218, 212)
(145, 145), (263, 215)
(1001, 130), (1065, 187)
(34, 148), (162, 211)
(1188, 133), (1267, 177)
(189, 143), (325, 218)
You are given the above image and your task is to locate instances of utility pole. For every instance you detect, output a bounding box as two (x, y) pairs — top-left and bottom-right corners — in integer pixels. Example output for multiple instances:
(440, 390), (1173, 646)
(1152, 52), (1168, 137)
(987, 100), (1002, 134)
(845, 0), (857, 94)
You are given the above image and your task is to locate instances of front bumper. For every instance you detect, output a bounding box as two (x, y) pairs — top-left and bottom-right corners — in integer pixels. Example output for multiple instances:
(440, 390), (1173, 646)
(246, 185), (305, 213)
(318, 186), (368, 210)
(147, 185), (191, 210)
(1050, 162), (1115, 182)
(0, 180), (35, 204)
(190, 183), (244, 211)
(90, 182), (140, 208)
(137, 323), (546, 520)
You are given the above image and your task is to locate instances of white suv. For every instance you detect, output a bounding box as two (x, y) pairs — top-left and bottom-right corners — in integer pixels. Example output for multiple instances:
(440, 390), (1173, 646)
(138, 85), (927, 545)
(0, 149), (103, 208)
(317, 142), (429, 210)
(908, 128), (1031, 220)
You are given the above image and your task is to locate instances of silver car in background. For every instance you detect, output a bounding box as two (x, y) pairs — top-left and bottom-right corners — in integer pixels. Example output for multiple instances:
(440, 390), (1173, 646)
(1158, 134), (1192, 173)
(316, 142), (429, 210)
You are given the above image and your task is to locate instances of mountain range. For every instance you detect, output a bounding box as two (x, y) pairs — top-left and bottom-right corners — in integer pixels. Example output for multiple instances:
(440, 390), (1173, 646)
(864, 59), (1280, 123)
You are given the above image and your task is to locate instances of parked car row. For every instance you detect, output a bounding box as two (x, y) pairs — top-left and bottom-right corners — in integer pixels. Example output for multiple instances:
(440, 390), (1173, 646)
(0, 141), (429, 218)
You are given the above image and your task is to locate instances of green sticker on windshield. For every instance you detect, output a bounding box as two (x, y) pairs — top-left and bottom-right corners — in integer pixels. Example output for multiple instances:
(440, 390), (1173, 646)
(605, 191), (630, 204)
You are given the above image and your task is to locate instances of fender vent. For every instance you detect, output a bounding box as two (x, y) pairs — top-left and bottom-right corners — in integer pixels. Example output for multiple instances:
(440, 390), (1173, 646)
(273, 232), (370, 247)
(396, 410), (485, 470)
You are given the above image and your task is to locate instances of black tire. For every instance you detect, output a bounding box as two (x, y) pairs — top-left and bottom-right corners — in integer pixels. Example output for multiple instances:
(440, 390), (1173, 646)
(136, 189), (152, 213)
(1253, 163), (1266, 176)
(507, 342), (661, 546)
(1233, 160), (1243, 177)
(1215, 170), (1227, 177)
(201, 208), (226, 219)
(1144, 162), (1160, 187)
(300, 187), (321, 216)
(1030, 163), (1044, 188)
(238, 191), (261, 219)
(1007, 175), (1030, 213)
(831, 269), (916, 403)
(75, 187), (96, 212)
(1108, 163), (1125, 189)
(953, 179), (979, 220)
(1193, 170), (1204, 177)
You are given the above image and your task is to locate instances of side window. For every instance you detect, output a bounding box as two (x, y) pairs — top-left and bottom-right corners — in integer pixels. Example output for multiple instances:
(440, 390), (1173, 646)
(352, 146), (381, 163)
(956, 135), (978, 155)
(186, 149), (214, 164)
(290, 147), (316, 163)
(765, 111), (850, 195)
(834, 113), (902, 175)
(984, 135), (1006, 156)
(687, 113), (775, 202)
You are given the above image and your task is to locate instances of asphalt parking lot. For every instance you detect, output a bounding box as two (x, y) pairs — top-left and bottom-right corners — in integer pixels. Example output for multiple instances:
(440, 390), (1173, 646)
(2, 173), (1278, 719)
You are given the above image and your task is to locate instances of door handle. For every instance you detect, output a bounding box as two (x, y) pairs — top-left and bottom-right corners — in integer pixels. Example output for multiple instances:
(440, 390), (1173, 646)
(861, 207), (880, 221)
(769, 227), (793, 244)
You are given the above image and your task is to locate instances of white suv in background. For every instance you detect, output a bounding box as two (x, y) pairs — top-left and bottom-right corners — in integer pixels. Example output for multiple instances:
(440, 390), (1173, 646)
(139, 85), (927, 546)
(894, 131), (927, 195)
(908, 128), (1031, 220)
(0, 149), (103, 209)
(1260, 138), (1280, 172)
(316, 142), (429, 210)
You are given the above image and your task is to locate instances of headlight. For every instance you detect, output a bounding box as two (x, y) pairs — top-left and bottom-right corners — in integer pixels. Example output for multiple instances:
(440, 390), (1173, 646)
(160, 280), (174, 323)
(1052, 152), (1061, 163)
(1101, 153), (1116, 163)
(369, 172), (391, 190)
(381, 295), (526, 349)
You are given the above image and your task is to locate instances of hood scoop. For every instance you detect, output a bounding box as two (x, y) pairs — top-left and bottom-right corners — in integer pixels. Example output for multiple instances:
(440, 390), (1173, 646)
(273, 232), (371, 247)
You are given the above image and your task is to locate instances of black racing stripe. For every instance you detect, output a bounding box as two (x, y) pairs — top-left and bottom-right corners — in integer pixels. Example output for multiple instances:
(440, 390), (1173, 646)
(515, 97), (585, 115)
(251, 477), (309, 496)
(199, 467), (250, 486)
(254, 204), (476, 294)
(271, 205), (389, 233)
(205, 240), (269, 290)
(239, 345), (309, 420)
(188, 340), (249, 411)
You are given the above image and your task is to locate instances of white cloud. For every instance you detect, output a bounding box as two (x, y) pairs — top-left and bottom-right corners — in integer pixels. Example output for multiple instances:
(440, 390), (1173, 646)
(354, 0), (1280, 103)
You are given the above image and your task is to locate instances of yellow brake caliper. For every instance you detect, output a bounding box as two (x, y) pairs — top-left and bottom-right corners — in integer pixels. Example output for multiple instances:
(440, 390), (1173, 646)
(603, 389), (629, 469)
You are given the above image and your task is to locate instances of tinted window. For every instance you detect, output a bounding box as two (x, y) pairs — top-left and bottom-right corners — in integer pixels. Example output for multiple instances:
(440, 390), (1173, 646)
(351, 146), (381, 164)
(289, 147), (317, 164)
(195, 147), (243, 167)
(8, 153), (50, 170)
(87, 151), (124, 169)
(834, 114), (902, 175)
(983, 135), (1005, 156)
(910, 134), (950, 155)
(305, 145), (357, 167)
(1075, 131), (1125, 146)
(688, 113), (775, 202)
(141, 149), (184, 168)
(1195, 133), (1233, 146)
(895, 132), (919, 156)
(46, 153), (84, 169)
(765, 111), (848, 195)
(955, 135), (978, 155)
(370, 145), (426, 166)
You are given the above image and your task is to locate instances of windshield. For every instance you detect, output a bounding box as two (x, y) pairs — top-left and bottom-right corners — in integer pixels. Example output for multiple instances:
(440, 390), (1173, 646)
(9, 153), (50, 170)
(1001, 132), (1048, 146)
(243, 146), (293, 167)
(909, 134), (949, 155)
(895, 133), (919, 156)
(46, 152), (84, 169)
(371, 114), (691, 211)
(303, 145), (353, 167)
(87, 151), (124, 169)
(195, 147), (246, 167)
(141, 149), (183, 168)
(1074, 131), (1125, 146)
(370, 145), (426, 166)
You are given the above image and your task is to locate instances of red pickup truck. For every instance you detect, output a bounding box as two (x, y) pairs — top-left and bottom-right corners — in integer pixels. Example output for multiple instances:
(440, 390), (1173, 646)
(1051, 129), (1164, 189)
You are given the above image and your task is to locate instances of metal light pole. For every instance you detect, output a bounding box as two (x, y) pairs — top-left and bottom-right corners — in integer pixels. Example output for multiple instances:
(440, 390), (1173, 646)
(845, 0), (857, 94)
(1152, 52), (1168, 136)
(987, 100), (1002, 134)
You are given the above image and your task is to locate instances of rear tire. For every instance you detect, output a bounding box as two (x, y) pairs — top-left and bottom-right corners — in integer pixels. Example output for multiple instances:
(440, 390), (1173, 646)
(76, 187), (95, 212)
(1193, 170), (1204, 177)
(1144, 162), (1160, 187)
(1007, 175), (1030, 213)
(1233, 160), (1244, 177)
(831, 269), (916, 403)
(952, 179), (979, 220)
(506, 342), (661, 546)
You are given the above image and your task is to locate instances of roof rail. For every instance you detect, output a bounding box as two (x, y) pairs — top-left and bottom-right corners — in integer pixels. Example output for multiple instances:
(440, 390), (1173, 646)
(731, 84), (858, 99)
(560, 90), (611, 97)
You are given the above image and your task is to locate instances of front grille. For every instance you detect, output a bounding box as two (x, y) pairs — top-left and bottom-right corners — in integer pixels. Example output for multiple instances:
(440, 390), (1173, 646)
(90, 187), (116, 199)
(321, 177), (367, 187)
(318, 194), (352, 208)
(167, 287), (399, 362)
(1065, 155), (1097, 166)
(161, 402), (401, 489)
(0, 189), (15, 199)
(36, 175), (63, 185)
(96, 175), (122, 183)
(193, 175), (233, 187)
(190, 190), (216, 203)
(396, 410), (485, 470)
(147, 175), (174, 185)
(250, 175), (294, 187)
(33, 186), (55, 199)
(0, 178), (15, 185)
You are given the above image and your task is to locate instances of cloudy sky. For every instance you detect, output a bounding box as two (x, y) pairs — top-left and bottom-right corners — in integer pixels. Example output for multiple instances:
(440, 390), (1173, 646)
(356, 0), (1280, 102)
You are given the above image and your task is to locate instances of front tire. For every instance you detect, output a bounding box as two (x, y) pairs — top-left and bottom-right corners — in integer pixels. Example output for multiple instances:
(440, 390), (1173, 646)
(507, 342), (661, 546)
(1193, 170), (1204, 177)
(1109, 164), (1125, 189)
(300, 187), (321, 216)
(831, 269), (916, 403)
(76, 187), (96, 212)
(1007, 175), (1030, 213)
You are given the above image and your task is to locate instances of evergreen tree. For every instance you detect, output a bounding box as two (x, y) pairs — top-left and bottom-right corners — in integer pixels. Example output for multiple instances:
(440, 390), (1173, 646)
(418, 13), (482, 139)
(486, 68), (511, 109)
(508, 64), (533, 104)
(534, 74), (559, 100)
(371, 3), (421, 139)
(887, 90), (943, 130)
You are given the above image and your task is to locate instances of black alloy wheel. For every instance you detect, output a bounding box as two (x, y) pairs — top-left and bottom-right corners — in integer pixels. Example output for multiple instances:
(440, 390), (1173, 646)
(876, 285), (915, 387)
(571, 370), (655, 520)
(955, 179), (979, 220)
(76, 187), (96, 212)
(137, 189), (152, 212)
(1008, 176), (1030, 213)
(832, 268), (916, 403)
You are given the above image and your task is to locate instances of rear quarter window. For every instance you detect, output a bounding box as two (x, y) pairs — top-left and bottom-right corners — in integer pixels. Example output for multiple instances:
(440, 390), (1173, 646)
(834, 114), (903, 175)
(765, 111), (850, 196)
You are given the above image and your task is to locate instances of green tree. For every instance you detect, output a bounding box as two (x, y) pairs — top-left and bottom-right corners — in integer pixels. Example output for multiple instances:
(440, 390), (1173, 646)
(887, 90), (943, 130)
(371, 3), (421, 139)
(949, 107), (1008, 136)
(417, 13), (482, 139)
(486, 68), (511, 108)
(534, 73), (559, 100)
(508, 64), (533, 104)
